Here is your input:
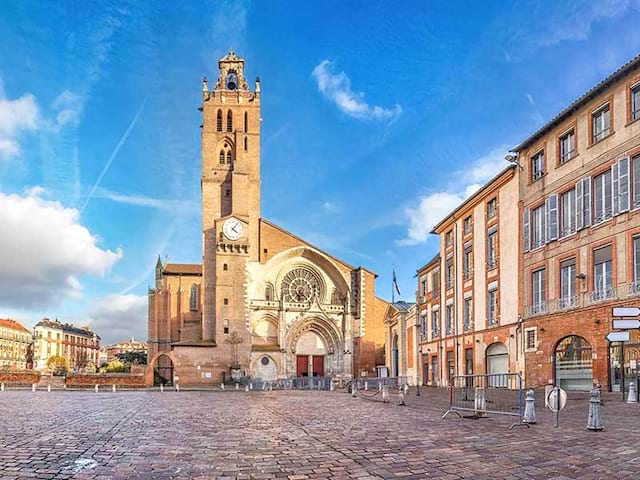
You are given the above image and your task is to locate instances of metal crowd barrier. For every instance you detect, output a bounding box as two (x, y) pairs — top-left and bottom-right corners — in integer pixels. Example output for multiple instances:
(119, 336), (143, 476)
(442, 373), (527, 429)
(353, 376), (408, 390)
(241, 376), (333, 391)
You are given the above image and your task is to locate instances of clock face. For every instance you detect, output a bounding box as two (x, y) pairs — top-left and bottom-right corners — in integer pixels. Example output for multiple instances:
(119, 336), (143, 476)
(223, 218), (243, 241)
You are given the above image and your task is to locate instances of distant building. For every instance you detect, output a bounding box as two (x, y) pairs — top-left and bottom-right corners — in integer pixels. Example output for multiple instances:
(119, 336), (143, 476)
(104, 338), (147, 363)
(384, 302), (418, 384)
(33, 319), (100, 371)
(0, 319), (32, 370)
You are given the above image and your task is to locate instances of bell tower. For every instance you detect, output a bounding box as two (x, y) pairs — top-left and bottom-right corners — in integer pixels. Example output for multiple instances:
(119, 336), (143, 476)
(201, 49), (261, 351)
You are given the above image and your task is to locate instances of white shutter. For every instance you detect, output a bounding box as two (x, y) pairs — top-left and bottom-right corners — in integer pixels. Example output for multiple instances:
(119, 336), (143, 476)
(523, 207), (530, 252)
(576, 180), (584, 231)
(582, 177), (592, 228)
(612, 162), (620, 216)
(618, 156), (630, 213)
(546, 194), (559, 242)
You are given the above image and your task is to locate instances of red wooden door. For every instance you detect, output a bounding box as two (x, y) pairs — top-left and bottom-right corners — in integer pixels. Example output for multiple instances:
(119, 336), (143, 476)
(296, 355), (309, 377)
(312, 355), (324, 377)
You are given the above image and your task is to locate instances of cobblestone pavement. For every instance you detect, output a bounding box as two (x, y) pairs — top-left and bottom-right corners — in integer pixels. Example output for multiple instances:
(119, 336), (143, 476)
(0, 387), (638, 479)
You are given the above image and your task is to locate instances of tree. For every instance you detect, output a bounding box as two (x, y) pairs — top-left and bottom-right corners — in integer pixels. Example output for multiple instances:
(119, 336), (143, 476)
(116, 351), (147, 366)
(47, 355), (67, 375)
(104, 360), (127, 373)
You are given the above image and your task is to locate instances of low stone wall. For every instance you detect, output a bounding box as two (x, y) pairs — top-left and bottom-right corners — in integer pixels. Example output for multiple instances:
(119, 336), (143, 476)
(0, 371), (41, 384)
(65, 373), (146, 388)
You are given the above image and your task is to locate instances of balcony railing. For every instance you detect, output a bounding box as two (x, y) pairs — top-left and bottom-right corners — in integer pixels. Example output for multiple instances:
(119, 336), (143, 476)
(463, 269), (473, 281)
(523, 285), (631, 319)
(463, 321), (473, 332)
(525, 302), (548, 317)
(431, 329), (439, 339)
(487, 257), (499, 270)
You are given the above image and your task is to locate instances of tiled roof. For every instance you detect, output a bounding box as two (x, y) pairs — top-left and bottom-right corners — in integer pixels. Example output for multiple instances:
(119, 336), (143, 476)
(163, 263), (202, 275)
(391, 301), (416, 312)
(0, 318), (30, 333)
(34, 318), (99, 339)
(512, 53), (640, 152)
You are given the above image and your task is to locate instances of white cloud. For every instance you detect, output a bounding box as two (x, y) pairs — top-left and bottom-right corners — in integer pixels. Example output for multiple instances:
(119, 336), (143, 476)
(399, 146), (509, 245)
(0, 87), (39, 159)
(538, 0), (635, 46)
(312, 60), (402, 122)
(86, 294), (147, 345)
(93, 187), (198, 214)
(526, 93), (535, 106)
(0, 188), (122, 309)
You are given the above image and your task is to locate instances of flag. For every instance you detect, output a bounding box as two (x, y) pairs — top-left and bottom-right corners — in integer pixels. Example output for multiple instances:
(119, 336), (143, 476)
(392, 269), (401, 296)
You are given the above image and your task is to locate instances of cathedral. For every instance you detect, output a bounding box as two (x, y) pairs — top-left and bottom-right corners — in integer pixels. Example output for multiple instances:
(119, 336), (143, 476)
(147, 50), (389, 386)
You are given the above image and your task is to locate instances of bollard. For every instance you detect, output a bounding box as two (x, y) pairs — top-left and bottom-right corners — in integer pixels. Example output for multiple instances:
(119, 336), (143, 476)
(221, 383), (225, 390)
(364, 381), (368, 391)
(32, 384), (36, 392)
(352, 383), (357, 398)
(416, 384), (421, 396)
(404, 383), (409, 395)
(249, 383), (253, 390)
(160, 384), (164, 393)
(95, 384), (99, 393)
(474, 386), (487, 417)
(47, 385), (51, 393)
(382, 385), (390, 403)
(112, 385), (116, 393)
(587, 387), (604, 431)
(0, 383), (4, 392)
(176, 384), (180, 392)
(398, 386), (406, 406)
(330, 381), (334, 391)
(627, 381), (638, 404)
(262, 382), (267, 391)
(378, 383), (382, 392)
(523, 389), (536, 424)
(245, 385), (249, 392)
(235, 383), (239, 390)
(269, 382), (273, 391)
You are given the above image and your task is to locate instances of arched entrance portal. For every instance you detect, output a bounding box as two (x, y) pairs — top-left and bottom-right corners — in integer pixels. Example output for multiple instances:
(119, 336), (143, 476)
(295, 331), (326, 377)
(486, 343), (508, 387)
(154, 355), (174, 386)
(555, 335), (593, 391)
(392, 335), (399, 377)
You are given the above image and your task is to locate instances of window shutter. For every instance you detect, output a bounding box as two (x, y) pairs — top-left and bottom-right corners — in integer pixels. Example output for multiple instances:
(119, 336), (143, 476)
(618, 156), (630, 213)
(612, 162), (620, 216)
(523, 207), (530, 252)
(546, 194), (559, 242)
(582, 177), (592, 228)
(576, 180), (584, 231)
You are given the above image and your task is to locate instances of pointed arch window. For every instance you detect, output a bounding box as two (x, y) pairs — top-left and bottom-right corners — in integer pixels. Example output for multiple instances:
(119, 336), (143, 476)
(227, 111), (233, 132)
(244, 111), (248, 132)
(265, 283), (274, 301)
(219, 151), (225, 164)
(189, 284), (198, 311)
(226, 151), (232, 164)
(216, 110), (222, 132)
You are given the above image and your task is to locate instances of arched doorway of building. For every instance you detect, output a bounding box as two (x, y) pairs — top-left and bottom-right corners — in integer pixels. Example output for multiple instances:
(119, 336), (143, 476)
(392, 334), (399, 377)
(295, 331), (326, 377)
(486, 343), (508, 387)
(154, 355), (174, 386)
(554, 335), (593, 391)
(255, 355), (277, 381)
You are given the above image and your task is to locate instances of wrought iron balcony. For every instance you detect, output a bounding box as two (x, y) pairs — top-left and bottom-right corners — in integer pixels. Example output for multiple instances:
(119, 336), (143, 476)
(463, 268), (473, 281)
(525, 302), (548, 317)
(590, 287), (616, 303)
(487, 257), (499, 270)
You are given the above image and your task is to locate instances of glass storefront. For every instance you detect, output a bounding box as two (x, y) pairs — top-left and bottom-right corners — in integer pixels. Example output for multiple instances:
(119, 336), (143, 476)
(609, 329), (640, 393)
(555, 336), (593, 391)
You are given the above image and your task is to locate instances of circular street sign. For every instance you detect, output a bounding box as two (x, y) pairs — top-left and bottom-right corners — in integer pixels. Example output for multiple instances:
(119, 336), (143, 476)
(546, 387), (567, 412)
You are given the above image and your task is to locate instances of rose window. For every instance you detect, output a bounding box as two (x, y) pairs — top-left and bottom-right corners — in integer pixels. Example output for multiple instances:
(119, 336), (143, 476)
(281, 267), (322, 303)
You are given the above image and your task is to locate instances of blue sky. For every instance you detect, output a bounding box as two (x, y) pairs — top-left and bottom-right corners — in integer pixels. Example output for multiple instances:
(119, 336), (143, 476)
(1, 0), (640, 344)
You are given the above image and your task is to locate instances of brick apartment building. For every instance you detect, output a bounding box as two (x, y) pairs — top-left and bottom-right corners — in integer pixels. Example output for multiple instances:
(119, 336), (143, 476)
(517, 54), (640, 392)
(407, 53), (640, 392)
